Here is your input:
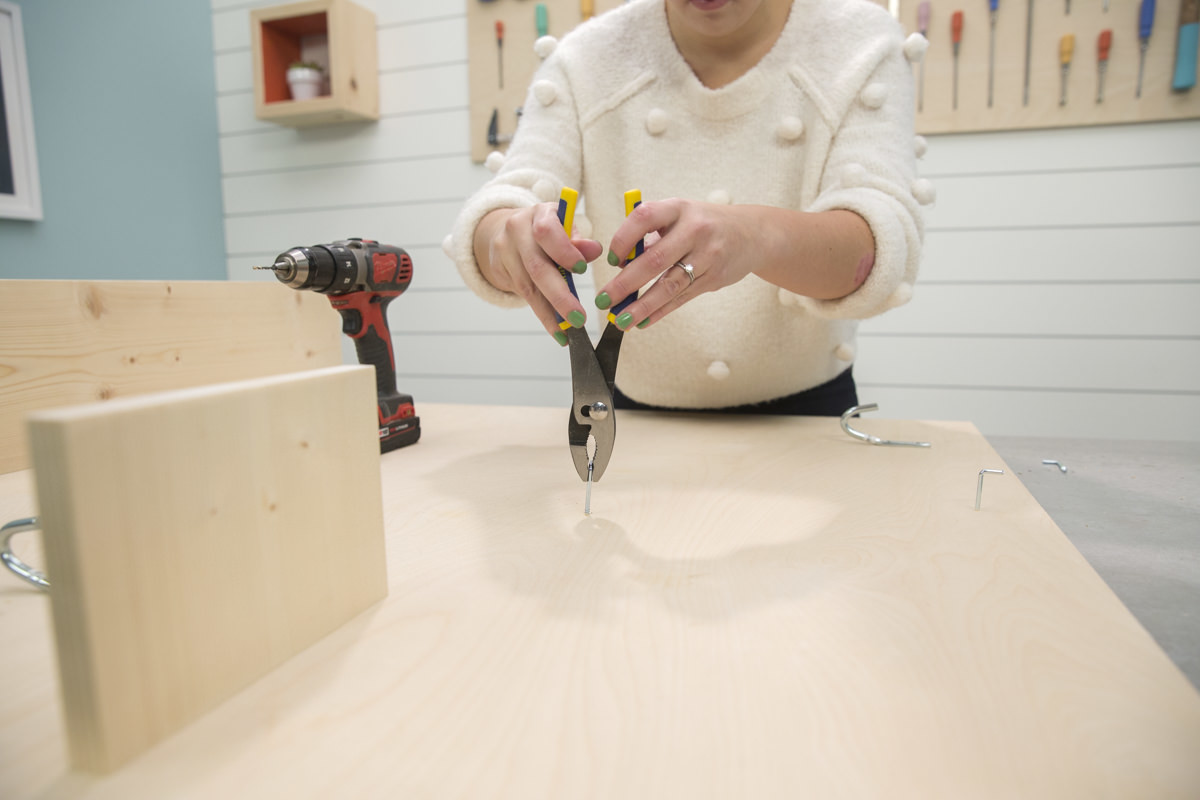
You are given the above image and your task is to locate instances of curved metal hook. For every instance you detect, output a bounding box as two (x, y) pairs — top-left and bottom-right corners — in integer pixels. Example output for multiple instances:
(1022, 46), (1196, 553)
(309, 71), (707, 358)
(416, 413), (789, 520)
(1, 517), (49, 591)
(840, 404), (932, 448)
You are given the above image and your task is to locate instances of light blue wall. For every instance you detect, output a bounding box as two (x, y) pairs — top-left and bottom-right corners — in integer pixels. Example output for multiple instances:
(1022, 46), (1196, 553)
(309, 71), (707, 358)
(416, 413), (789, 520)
(0, 0), (225, 279)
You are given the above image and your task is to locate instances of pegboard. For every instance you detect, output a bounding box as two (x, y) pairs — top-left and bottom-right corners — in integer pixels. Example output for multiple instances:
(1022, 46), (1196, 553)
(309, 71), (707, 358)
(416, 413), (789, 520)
(907, 0), (1200, 134)
(468, 0), (627, 163)
(467, 0), (1200, 162)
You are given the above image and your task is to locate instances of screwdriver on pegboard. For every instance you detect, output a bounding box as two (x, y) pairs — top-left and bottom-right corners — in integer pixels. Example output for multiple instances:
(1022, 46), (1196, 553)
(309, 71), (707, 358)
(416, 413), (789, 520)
(1137, 0), (1156, 98)
(988, 0), (999, 108)
(917, 2), (931, 111)
(952, 10), (964, 110)
(496, 20), (505, 89)
(1059, 34), (1075, 105)
(1097, 29), (1113, 102)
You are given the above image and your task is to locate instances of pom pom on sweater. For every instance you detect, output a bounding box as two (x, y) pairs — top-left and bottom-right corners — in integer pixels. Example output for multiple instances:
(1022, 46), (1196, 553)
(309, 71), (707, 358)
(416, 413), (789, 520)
(645, 108), (669, 135)
(904, 33), (929, 63)
(534, 35), (558, 59)
(533, 179), (558, 203)
(485, 150), (506, 173)
(777, 116), (805, 142)
(441, 234), (455, 259)
(533, 80), (559, 106)
(860, 83), (888, 109)
(912, 178), (936, 205)
(707, 361), (731, 381)
(914, 135), (928, 158)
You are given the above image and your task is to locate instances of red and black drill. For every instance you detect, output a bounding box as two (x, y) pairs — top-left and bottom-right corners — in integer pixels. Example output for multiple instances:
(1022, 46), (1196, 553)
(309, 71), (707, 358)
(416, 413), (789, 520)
(256, 238), (420, 452)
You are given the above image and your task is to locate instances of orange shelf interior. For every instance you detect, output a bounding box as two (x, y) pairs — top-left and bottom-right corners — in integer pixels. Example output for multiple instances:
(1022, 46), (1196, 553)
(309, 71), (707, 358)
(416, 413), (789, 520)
(259, 12), (328, 104)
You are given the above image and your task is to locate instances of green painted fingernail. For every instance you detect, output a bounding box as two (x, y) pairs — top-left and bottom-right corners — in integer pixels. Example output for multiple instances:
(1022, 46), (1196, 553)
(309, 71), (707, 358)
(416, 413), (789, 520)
(567, 310), (586, 328)
(572, 260), (587, 274)
(637, 318), (650, 329)
(616, 312), (634, 330)
(553, 330), (568, 347)
(595, 292), (611, 310)
(607, 250), (620, 266)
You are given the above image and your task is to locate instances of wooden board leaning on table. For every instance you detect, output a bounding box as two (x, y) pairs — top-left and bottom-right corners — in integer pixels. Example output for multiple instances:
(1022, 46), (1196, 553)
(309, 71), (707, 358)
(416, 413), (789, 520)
(0, 280), (342, 475)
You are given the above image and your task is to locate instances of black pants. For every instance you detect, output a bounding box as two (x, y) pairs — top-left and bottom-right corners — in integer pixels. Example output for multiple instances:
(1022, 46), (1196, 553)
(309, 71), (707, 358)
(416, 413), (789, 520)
(612, 368), (858, 417)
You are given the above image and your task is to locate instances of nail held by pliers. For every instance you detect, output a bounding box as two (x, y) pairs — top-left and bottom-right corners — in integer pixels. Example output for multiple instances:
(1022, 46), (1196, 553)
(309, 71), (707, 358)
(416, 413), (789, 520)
(556, 187), (638, 514)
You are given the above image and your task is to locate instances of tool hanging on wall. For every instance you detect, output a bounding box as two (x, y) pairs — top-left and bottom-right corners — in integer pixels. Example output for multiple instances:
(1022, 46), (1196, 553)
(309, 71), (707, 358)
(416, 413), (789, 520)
(1137, 0), (1157, 98)
(1023, 0), (1034, 105)
(1097, 29), (1113, 101)
(581, 0), (594, 21)
(1059, 34), (1076, 105)
(536, 3), (549, 37)
(988, 0), (999, 108)
(1173, 0), (1199, 90)
(952, 10), (964, 110)
(496, 19), (505, 89)
(918, 2), (931, 111)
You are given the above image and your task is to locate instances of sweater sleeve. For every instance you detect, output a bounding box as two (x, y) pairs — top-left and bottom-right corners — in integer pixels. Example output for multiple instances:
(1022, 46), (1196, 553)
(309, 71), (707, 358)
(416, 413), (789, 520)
(797, 31), (924, 322)
(447, 48), (586, 309)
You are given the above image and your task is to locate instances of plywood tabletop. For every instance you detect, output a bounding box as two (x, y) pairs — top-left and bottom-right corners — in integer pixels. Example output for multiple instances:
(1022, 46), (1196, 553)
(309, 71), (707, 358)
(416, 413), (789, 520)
(1, 404), (1198, 799)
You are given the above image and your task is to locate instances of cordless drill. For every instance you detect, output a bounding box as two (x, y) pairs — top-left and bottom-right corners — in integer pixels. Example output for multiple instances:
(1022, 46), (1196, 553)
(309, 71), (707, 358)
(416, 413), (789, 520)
(257, 238), (420, 452)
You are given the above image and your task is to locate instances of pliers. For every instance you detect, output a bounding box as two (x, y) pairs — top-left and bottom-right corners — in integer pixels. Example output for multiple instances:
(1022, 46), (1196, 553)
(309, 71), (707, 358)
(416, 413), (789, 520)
(555, 187), (639, 495)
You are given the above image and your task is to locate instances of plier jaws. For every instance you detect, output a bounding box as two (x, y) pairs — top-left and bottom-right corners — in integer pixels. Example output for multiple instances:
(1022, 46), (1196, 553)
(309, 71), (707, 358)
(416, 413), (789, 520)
(566, 326), (616, 483)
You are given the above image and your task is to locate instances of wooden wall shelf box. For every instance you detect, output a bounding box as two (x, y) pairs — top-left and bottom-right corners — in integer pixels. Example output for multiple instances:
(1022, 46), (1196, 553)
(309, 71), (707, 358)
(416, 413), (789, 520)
(250, 0), (378, 127)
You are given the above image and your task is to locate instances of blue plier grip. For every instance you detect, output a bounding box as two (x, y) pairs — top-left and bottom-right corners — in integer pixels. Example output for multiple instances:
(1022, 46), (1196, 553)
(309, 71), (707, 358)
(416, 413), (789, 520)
(605, 189), (641, 324)
(554, 187), (581, 330)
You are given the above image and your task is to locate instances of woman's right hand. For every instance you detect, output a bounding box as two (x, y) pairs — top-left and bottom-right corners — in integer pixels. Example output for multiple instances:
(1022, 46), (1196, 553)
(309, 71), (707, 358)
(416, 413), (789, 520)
(474, 205), (604, 344)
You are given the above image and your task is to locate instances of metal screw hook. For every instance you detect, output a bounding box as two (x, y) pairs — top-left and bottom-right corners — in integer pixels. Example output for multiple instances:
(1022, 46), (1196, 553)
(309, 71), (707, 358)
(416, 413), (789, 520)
(840, 404), (932, 448)
(1, 517), (49, 591)
(975, 469), (1005, 511)
(1042, 460), (1068, 474)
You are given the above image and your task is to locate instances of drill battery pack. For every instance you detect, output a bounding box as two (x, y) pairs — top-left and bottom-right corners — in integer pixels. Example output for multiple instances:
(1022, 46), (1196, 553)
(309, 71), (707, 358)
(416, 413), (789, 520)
(380, 416), (420, 453)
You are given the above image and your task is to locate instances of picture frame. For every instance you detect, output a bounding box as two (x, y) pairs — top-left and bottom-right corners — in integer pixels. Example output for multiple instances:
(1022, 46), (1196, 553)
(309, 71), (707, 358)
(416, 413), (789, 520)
(0, 0), (41, 220)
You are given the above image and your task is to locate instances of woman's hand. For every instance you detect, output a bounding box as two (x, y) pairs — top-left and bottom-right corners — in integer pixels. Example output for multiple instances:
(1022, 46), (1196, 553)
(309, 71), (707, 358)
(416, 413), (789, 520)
(597, 199), (876, 329)
(474, 205), (604, 342)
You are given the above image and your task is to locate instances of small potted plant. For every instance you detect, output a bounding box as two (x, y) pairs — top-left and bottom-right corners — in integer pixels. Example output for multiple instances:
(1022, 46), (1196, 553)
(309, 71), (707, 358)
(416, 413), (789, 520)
(286, 61), (325, 101)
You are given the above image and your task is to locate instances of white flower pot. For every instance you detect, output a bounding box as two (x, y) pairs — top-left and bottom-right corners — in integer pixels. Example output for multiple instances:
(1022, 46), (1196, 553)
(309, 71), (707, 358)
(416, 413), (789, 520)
(287, 67), (323, 101)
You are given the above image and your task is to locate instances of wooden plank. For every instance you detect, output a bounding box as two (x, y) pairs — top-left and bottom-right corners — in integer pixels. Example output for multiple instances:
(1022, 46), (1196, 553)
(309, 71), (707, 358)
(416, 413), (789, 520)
(0, 280), (342, 476)
(26, 365), (388, 773)
(222, 197), (474, 255)
(856, 335), (1200, 394)
(919, 120), (1200, 175)
(220, 109), (468, 175)
(920, 225), (1200, 283)
(0, 403), (1197, 796)
(855, 385), (1200, 441)
(925, 166), (1200, 229)
(863, 283), (1200, 338)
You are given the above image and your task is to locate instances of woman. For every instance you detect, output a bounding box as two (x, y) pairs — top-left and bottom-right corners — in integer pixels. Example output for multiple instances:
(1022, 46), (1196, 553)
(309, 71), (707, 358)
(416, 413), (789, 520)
(448, 0), (928, 415)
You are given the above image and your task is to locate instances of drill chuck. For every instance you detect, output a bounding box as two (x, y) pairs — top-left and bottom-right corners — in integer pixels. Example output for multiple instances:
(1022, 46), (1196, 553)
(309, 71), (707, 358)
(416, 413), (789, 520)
(267, 245), (363, 294)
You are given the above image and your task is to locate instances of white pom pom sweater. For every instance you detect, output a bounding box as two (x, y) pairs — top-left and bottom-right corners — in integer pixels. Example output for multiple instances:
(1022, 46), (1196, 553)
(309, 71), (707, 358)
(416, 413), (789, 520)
(449, 0), (924, 409)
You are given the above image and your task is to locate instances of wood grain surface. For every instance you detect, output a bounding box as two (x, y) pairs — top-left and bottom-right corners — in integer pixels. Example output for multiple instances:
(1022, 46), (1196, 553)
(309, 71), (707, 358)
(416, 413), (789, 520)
(25, 366), (388, 773)
(0, 404), (1197, 798)
(0, 280), (342, 475)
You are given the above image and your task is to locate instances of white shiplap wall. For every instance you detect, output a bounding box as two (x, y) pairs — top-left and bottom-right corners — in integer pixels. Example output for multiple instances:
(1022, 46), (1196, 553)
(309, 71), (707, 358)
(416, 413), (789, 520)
(211, 0), (1200, 441)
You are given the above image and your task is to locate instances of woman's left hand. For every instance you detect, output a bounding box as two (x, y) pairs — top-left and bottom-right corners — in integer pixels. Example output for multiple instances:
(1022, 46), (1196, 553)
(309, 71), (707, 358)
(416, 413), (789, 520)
(596, 198), (759, 330)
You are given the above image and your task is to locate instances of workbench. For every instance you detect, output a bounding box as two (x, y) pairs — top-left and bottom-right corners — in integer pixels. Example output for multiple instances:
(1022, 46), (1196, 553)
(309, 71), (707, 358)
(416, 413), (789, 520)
(1, 404), (1198, 798)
